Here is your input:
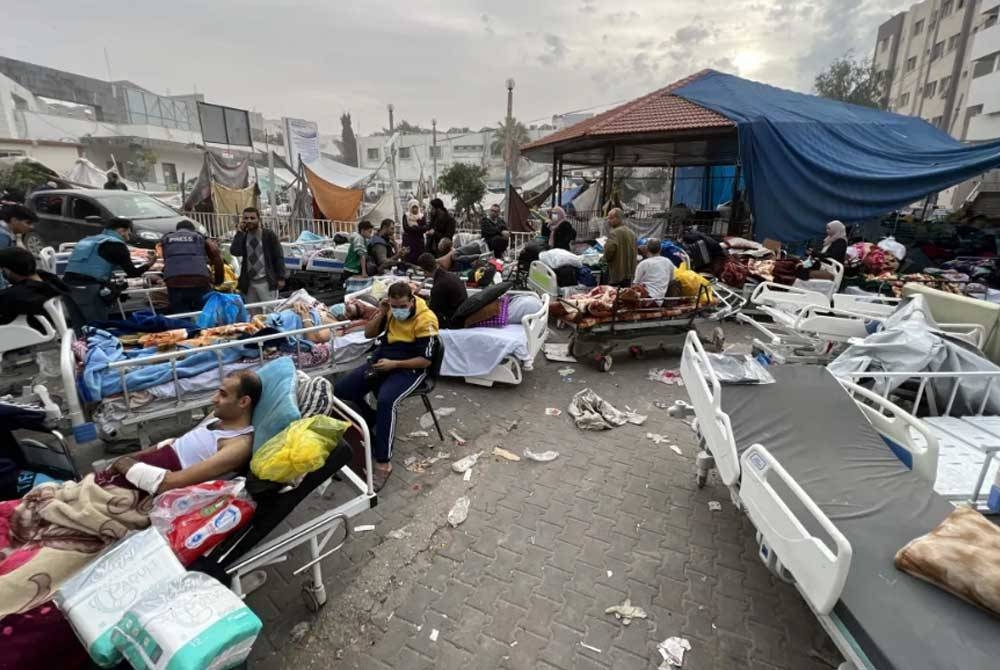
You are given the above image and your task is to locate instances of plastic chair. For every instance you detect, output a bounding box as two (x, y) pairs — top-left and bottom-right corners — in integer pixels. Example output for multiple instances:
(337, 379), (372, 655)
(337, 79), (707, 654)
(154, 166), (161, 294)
(409, 337), (445, 440)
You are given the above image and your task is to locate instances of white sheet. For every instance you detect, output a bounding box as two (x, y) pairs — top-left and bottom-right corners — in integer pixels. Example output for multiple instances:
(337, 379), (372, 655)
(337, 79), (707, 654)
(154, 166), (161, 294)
(440, 325), (528, 377)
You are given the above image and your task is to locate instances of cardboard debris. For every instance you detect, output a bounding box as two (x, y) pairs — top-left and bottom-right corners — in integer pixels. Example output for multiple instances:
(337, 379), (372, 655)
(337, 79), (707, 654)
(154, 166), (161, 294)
(524, 449), (559, 462)
(545, 407), (562, 416)
(492, 447), (521, 462)
(448, 496), (470, 527)
(605, 599), (648, 625)
(657, 637), (692, 668)
(708, 501), (722, 512)
(451, 452), (483, 473)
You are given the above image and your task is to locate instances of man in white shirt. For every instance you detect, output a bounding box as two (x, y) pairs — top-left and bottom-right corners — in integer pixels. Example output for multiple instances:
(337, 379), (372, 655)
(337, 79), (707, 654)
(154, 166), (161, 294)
(634, 238), (675, 300)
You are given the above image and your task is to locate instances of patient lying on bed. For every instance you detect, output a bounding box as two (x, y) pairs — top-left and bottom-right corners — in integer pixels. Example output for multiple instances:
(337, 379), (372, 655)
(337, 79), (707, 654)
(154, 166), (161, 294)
(98, 370), (260, 495)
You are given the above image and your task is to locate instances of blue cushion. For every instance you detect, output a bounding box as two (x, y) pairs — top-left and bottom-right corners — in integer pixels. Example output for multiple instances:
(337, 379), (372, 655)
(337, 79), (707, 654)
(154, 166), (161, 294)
(252, 357), (301, 452)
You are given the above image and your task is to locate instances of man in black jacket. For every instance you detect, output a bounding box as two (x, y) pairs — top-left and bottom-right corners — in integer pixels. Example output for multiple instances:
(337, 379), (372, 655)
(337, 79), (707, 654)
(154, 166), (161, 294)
(230, 207), (285, 306)
(480, 203), (509, 258)
(426, 198), (456, 255)
(417, 252), (467, 325)
(0, 247), (73, 331)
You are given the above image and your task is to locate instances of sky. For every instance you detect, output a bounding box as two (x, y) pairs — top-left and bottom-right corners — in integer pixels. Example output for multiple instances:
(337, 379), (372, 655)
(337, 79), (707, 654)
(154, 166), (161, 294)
(5, 0), (910, 136)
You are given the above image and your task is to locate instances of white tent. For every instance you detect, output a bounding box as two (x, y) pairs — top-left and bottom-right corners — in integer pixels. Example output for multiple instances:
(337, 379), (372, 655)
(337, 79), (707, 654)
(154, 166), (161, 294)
(359, 191), (396, 224)
(302, 156), (377, 189)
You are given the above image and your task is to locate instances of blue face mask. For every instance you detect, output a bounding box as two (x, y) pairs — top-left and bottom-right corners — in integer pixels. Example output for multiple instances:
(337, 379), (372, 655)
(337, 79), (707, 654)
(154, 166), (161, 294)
(391, 306), (412, 321)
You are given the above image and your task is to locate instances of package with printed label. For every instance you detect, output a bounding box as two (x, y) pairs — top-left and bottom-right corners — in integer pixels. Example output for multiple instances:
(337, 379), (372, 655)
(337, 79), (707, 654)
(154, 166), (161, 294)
(55, 528), (186, 667)
(111, 572), (263, 670)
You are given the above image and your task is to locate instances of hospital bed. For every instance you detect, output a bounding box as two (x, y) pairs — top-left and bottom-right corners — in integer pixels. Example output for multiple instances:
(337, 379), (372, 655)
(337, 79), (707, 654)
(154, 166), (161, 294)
(679, 331), (1000, 669)
(61, 306), (373, 446)
(0, 297), (69, 394)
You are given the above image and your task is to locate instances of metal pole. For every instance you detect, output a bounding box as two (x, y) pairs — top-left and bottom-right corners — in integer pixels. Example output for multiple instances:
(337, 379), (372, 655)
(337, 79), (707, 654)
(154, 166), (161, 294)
(266, 130), (276, 213)
(504, 78), (515, 224)
(668, 167), (675, 208)
(388, 104), (400, 222)
(431, 118), (437, 198)
(550, 157), (558, 208)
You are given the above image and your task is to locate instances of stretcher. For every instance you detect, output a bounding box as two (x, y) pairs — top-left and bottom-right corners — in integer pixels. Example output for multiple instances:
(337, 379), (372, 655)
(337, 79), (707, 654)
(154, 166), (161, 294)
(839, 369), (1000, 513)
(678, 332), (1000, 670)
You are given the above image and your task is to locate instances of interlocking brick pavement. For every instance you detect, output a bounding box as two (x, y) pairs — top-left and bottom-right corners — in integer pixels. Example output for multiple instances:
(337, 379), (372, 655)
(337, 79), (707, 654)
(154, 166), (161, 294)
(251, 333), (842, 669)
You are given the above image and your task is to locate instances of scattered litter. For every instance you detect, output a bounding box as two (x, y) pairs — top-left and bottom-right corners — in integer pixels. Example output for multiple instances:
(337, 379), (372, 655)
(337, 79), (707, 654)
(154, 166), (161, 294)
(605, 599), (648, 625)
(449, 429), (467, 446)
(408, 430), (430, 438)
(448, 496), (470, 527)
(403, 456), (418, 467)
(667, 401), (694, 418)
(530, 536), (535, 545)
(569, 388), (631, 431)
(435, 394), (445, 399)
(558, 367), (576, 377)
(420, 407), (455, 429)
(387, 528), (411, 540)
(646, 433), (670, 445)
(429, 628), (439, 642)
(395, 434), (411, 443)
(545, 407), (562, 416)
(289, 621), (310, 643)
(648, 368), (684, 386)
(657, 637), (692, 668)
(606, 570), (613, 578)
(492, 447), (521, 462)
(463, 469), (472, 482)
(562, 377), (574, 383)
(711, 623), (717, 630)
(507, 420), (519, 431)
(510, 641), (518, 647)
(708, 501), (722, 512)
(524, 449), (559, 462)
(669, 445), (683, 456)
(580, 642), (603, 654)
(451, 452), (483, 473)
(354, 524), (375, 532)
(406, 451), (452, 473)
(654, 401), (671, 410)
(543, 342), (577, 363)
(387, 612), (394, 622)
(623, 405), (648, 425)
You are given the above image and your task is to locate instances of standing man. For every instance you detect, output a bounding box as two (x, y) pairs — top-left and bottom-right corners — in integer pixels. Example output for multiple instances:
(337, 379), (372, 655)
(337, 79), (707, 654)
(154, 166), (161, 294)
(103, 172), (128, 191)
(0, 204), (36, 250)
(63, 218), (157, 327)
(343, 220), (375, 282)
(230, 207), (284, 305)
(159, 221), (225, 313)
(480, 203), (509, 258)
(603, 208), (637, 287)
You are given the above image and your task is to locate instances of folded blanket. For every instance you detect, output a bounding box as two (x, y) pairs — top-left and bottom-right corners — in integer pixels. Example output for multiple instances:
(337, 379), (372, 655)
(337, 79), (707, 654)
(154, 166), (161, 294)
(0, 475), (150, 616)
(895, 506), (1000, 617)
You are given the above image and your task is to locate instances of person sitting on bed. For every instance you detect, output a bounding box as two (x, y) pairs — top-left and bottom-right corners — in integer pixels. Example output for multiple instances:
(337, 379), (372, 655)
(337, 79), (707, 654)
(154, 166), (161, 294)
(634, 238), (675, 301)
(417, 252), (467, 325)
(435, 237), (456, 271)
(100, 370), (260, 495)
(0, 247), (73, 332)
(334, 281), (438, 491)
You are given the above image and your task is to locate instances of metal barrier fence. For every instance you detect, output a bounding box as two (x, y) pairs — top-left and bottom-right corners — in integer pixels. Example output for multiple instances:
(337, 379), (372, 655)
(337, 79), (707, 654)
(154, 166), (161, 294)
(187, 212), (357, 241)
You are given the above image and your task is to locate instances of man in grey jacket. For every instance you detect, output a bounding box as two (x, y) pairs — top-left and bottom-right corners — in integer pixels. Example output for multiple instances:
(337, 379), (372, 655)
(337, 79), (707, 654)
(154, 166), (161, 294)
(230, 207), (285, 305)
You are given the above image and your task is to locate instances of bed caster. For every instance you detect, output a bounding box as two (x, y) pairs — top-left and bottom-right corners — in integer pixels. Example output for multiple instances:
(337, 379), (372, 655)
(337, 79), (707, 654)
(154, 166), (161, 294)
(302, 581), (327, 612)
(596, 355), (613, 372)
(628, 345), (645, 359)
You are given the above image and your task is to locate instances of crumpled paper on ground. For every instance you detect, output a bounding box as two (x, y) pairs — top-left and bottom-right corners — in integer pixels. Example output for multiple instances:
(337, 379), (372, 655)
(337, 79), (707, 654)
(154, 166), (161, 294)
(657, 637), (692, 668)
(569, 388), (630, 431)
(604, 599), (648, 625)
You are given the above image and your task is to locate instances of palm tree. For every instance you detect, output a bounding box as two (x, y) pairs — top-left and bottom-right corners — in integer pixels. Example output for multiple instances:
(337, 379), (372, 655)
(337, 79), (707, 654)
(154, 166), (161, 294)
(491, 118), (531, 182)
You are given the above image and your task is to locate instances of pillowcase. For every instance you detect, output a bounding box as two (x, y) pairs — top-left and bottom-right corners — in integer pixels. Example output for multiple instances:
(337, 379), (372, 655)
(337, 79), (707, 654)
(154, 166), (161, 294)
(471, 295), (510, 328)
(464, 300), (500, 327)
(252, 357), (301, 452)
(895, 506), (1000, 617)
(450, 281), (512, 328)
(295, 370), (335, 418)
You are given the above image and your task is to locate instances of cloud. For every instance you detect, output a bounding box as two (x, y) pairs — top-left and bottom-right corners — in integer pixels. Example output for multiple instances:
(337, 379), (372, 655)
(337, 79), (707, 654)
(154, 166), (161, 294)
(539, 33), (567, 65)
(674, 23), (711, 46)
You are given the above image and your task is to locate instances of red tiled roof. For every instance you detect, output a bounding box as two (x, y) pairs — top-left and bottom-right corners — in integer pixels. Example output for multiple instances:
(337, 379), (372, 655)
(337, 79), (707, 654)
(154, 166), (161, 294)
(522, 70), (734, 151)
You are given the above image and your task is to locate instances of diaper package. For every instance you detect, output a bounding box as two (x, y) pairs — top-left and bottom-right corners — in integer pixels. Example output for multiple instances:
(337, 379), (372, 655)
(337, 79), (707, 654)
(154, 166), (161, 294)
(55, 528), (186, 667)
(110, 572), (263, 670)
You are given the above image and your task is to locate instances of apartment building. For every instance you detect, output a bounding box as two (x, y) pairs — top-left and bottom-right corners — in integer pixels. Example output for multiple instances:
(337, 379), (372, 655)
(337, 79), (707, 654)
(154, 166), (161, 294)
(874, 0), (989, 138)
(966, 1), (1000, 139)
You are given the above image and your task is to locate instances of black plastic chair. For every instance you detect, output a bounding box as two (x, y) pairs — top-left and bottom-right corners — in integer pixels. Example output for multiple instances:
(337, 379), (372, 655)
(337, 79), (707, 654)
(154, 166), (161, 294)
(410, 336), (445, 440)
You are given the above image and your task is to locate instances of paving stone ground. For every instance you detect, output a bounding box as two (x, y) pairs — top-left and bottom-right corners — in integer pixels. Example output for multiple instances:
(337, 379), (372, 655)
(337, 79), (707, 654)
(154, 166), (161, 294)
(246, 326), (842, 669)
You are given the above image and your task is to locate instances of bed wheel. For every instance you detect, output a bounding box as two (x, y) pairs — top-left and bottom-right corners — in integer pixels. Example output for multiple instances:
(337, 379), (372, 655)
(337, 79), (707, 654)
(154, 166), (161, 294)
(696, 472), (707, 488)
(302, 582), (327, 612)
(597, 355), (613, 372)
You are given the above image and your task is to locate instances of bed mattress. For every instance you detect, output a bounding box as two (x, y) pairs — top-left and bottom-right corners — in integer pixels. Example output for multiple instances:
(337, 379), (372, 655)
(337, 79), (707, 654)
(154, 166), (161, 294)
(720, 366), (1000, 670)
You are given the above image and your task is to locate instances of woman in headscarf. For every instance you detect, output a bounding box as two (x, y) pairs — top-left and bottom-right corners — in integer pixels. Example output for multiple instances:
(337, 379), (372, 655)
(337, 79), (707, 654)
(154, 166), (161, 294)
(543, 206), (576, 251)
(402, 199), (427, 264)
(818, 220), (848, 263)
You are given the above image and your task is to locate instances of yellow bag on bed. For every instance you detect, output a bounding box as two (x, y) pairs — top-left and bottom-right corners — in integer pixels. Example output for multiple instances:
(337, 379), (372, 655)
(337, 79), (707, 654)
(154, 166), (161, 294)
(673, 263), (715, 302)
(250, 415), (350, 483)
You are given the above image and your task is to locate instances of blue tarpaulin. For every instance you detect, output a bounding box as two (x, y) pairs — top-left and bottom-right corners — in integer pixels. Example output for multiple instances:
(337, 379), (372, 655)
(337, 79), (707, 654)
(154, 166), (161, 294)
(673, 71), (1000, 242)
(673, 165), (743, 210)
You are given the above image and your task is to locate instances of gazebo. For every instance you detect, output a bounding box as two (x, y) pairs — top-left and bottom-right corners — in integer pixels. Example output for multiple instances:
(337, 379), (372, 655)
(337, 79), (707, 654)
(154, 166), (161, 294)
(522, 70), (1000, 242)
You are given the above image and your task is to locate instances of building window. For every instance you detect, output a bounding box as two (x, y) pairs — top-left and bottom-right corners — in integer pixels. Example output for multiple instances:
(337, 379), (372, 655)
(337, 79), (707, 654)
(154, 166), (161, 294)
(398, 181), (413, 191)
(161, 162), (178, 186)
(931, 115), (944, 127)
(924, 81), (938, 97)
(905, 56), (918, 72)
(429, 146), (441, 158)
(931, 40), (945, 60)
(0, 150), (25, 158)
(939, 75), (951, 96)
(367, 148), (380, 161)
(947, 34), (960, 52)
(941, 0), (953, 16)
(973, 53), (998, 78)
(453, 145), (482, 153)
(913, 19), (924, 35)
(881, 38), (889, 53)
(898, 92), (911, 107)
(398, 147), (412, 159)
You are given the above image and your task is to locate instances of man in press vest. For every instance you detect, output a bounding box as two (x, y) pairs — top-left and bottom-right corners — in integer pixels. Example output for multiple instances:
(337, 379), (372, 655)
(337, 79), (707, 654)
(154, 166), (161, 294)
(63, 218), (157, 328)
(159, 221), (225, 313)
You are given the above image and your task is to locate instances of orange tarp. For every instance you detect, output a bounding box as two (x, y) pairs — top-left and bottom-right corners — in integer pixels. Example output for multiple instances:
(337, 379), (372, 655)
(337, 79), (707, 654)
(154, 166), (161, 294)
(304, 166), (363, 221)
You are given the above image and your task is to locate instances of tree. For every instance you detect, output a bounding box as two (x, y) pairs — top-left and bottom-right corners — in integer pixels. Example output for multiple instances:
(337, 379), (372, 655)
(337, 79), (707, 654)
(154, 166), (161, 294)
(340, 113), (358, 167)
(125, 147), (157, 189)
(0, 159), (55, 196)
(814, 53), (889, 109)
(446, 126), (471, 134)
(392, 120), (427, 134)
(437, 163), (486, 217)
(491, 117), (532, 181)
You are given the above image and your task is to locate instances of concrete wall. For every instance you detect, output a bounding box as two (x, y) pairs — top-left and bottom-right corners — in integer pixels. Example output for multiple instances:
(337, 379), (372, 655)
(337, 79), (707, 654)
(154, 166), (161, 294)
(0, 56), (126, 123)
(0, 140), (81, 174)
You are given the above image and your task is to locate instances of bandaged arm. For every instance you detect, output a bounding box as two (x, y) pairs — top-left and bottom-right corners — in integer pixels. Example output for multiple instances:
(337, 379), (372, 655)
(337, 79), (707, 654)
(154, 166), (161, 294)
(124, 463), (168, 494)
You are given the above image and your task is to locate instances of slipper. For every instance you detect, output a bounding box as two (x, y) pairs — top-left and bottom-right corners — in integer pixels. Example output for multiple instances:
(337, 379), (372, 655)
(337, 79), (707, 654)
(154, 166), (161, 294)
(372, 466), (393, 493)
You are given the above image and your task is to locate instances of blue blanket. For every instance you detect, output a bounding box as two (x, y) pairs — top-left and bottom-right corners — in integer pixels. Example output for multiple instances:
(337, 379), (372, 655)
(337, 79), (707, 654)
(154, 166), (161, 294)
(91, 310), (200, 336)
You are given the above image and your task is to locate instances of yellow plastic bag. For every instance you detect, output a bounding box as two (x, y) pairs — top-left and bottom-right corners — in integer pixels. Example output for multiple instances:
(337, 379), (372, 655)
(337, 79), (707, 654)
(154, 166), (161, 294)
(673, 263), (714, 302)
(250, 415), (350, 483)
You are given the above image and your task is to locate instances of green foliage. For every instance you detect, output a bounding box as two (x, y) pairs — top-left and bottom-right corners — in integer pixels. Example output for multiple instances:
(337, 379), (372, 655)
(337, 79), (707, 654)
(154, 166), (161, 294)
(126, 147), (158, 187)
(340, 113), (358, 167)
(437, 163), (487, 215)
(0, 159), (56, 194)
(814, 52), (888, 110)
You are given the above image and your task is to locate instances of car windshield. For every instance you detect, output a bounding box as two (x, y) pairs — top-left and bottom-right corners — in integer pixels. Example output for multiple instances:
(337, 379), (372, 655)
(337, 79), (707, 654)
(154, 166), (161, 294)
(91, 192), (178, 220)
